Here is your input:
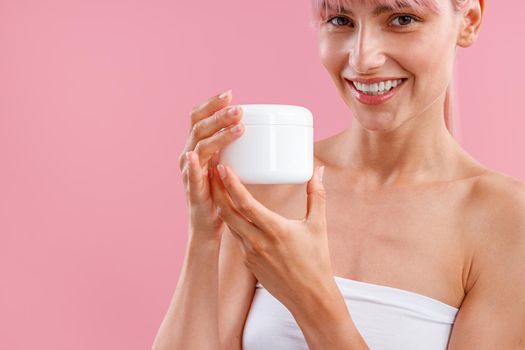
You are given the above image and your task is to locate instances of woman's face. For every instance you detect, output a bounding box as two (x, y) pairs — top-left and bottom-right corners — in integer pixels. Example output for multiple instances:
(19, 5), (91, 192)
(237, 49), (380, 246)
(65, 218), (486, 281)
(318, 0), (463, 132)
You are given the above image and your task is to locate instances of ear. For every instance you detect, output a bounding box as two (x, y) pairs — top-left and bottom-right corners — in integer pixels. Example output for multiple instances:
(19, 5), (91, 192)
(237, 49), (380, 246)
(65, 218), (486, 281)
(457, 0), (484, 48)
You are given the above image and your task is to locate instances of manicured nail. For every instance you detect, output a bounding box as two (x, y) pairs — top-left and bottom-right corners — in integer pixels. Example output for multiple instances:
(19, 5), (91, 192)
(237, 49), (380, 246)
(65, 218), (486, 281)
(217, 164), (226, 179)
(228, 106), (239, 116)
(230, 123), (242, 133)
(219, 89), (232, 99)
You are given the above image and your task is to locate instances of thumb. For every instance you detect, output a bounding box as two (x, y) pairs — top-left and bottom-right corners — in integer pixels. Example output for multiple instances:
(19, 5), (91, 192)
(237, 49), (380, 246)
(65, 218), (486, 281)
(305, 165), (326, 228)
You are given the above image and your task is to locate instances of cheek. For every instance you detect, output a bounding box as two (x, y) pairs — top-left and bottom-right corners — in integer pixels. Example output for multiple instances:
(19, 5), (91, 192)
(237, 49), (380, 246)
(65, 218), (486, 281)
(392, 32), (455, 92)
(392, 34), (438, 72)
(319, 37), (347, 74)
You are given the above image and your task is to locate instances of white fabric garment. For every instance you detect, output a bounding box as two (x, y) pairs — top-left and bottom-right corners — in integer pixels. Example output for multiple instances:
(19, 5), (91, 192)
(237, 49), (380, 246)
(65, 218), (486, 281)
(242, 276), (459, 350)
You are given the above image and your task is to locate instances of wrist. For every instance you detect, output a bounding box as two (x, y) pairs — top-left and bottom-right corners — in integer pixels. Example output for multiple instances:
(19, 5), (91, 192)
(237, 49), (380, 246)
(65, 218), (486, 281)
(290, 279), (367, 349)
(290, 279), (349, 328)
(188, 229), (222, 246)
(181, 235), (222, 280)
(184, 231), (222, 261)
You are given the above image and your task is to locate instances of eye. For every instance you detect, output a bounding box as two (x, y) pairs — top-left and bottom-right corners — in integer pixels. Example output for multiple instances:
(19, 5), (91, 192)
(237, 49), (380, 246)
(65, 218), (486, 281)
(390, 14), (419, 27)
(327, 15), (352, 27)
(325, 14), (419, 28)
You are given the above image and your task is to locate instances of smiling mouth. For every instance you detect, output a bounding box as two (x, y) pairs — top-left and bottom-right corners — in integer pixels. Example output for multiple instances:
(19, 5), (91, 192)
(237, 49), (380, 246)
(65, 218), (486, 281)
(346, 78), (408, 105)
(347, 78), (408, 96)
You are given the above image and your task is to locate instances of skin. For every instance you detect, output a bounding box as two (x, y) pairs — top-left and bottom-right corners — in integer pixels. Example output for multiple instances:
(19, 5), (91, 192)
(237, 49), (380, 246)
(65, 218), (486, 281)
(211, 0), (524, 348)
(152, 91), (246, 350)
(155, 0), (525, 348)
(317, 0), (478, 188)
(308, 0), (488, 307)
(211, 0), (489, 313)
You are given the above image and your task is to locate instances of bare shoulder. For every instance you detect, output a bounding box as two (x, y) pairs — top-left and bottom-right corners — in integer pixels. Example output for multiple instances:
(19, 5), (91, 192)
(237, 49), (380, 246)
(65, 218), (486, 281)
(475, 169), (525, 197)
(463, 169), (525, 289)
(447, 170), (525, 349)
(469, 170), (525, 228)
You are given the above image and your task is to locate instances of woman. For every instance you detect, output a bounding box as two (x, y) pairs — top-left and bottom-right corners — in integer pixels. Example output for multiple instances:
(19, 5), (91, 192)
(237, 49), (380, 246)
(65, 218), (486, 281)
(153, 0), (525, 349)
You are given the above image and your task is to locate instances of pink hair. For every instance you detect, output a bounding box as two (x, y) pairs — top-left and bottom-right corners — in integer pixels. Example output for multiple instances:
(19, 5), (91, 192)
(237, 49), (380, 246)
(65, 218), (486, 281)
(310, 0), (476, 137)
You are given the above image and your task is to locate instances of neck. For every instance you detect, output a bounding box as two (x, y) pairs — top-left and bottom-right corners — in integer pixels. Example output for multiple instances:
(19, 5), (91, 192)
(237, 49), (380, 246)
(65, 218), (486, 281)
(336, 101), (466, 189)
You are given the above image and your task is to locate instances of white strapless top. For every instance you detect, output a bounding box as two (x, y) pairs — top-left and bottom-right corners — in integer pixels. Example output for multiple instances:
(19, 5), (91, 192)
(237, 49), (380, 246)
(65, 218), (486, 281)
(242, 276), (459, 350)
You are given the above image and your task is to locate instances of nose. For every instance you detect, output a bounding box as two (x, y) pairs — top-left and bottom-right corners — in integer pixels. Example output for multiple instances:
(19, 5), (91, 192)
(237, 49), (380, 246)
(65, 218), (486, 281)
(349, 24), (386, 74)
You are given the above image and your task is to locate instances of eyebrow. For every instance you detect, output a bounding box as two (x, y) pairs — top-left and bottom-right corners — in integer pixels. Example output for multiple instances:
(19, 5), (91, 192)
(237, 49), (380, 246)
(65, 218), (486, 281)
(323, 1), (415, 17)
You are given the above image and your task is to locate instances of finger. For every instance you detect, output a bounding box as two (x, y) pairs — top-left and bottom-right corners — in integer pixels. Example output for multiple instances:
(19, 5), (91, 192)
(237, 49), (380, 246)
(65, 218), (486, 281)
(210, 163), (260, 240)
(180, 105), (243, 171)
(305, 165), (327, 230)
(208, 151), (221, 175)
(190, 89), (232, 126)
(193, 120), (244, 168)
(189, 105), (243, 151)
(204, 151), (221, 182)
(216, 164), (283, 233)
(185, 150), (206, 204)
(179, 89), (233, 171)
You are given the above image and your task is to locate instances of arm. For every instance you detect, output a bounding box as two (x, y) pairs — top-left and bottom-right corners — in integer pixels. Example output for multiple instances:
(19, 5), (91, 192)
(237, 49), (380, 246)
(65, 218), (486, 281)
(218, 225), (258, 349)
(446, 187), (525, 349)
(210, 164), (369, 349)
(151, 226), (258, 350)
(151, 234), (221, 350)
(288, 279), (369, 350)
(290, 179), (525, 350)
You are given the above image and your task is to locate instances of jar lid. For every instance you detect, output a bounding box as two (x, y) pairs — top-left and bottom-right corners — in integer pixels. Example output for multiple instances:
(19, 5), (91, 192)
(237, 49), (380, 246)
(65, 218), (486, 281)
(239, 104), (313, 126)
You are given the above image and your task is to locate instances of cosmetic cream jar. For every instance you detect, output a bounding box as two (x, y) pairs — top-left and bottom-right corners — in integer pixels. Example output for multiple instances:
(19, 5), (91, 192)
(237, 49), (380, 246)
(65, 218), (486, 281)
(219, 104), (313, 184)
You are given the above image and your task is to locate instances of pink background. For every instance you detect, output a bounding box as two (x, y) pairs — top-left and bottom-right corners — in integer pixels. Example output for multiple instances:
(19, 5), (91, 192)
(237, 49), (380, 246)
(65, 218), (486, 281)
(1, 1), (523, 349)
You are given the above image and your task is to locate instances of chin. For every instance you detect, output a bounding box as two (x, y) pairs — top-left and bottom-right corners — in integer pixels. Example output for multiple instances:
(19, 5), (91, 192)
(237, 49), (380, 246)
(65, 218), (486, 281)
(353, 110), (398, 132)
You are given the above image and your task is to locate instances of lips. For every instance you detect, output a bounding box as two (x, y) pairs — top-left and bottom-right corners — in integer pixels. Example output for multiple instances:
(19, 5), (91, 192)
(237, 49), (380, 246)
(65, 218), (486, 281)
(349, 77), (407, 84)
(346, 78), (407, 106)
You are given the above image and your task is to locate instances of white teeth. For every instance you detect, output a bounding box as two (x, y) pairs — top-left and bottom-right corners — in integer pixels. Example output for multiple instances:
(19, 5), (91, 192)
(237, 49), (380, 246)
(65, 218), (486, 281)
(352, 79), (404, 95)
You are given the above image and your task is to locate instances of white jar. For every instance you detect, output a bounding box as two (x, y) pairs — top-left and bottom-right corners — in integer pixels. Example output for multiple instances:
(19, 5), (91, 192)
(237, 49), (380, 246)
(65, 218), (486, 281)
(219, 104), (313, 184)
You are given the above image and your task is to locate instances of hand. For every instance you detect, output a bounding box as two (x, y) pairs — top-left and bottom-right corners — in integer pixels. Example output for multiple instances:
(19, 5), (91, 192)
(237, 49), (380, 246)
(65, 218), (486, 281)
(210, 163), (335, 310)
(179, 90), (245, 242)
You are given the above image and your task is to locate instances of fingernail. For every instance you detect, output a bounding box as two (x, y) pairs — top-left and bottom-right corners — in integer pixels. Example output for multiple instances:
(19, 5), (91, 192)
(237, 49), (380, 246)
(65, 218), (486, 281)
(318, 166), (325, 182)
(230, 123), (242, 133)
(219, 89), (232, 99)
(228, 106), (239, 116)
(217, 164), (226, 179)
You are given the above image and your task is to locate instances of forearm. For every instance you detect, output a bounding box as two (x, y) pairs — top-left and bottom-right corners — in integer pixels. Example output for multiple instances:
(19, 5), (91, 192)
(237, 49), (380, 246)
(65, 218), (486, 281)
(290, 280), (369, 350)
(151, 234), (221, 350)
